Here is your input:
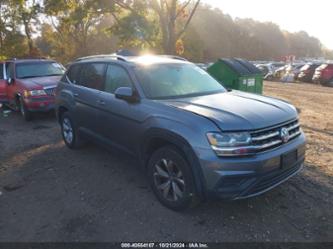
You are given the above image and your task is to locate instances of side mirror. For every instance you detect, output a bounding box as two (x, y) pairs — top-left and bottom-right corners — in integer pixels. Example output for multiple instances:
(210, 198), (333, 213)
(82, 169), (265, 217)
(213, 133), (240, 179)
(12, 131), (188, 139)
(7, 78), (14, 85)
(114, 87), (139, 103)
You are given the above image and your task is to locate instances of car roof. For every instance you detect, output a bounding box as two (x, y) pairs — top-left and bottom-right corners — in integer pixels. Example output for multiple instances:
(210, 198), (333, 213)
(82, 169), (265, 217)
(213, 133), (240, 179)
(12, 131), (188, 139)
(127, 55), (188, 64)
(6, 58), (56, 64)
(73, 54), (189, 66)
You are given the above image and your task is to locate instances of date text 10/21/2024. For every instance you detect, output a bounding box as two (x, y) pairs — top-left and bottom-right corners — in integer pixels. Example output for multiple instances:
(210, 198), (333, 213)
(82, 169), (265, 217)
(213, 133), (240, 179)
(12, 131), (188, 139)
(120, 242), (209, 248)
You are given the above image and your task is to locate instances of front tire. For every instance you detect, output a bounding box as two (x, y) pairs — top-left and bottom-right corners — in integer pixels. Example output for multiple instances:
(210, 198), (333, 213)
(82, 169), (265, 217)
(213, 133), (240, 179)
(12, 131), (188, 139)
(147, 146), (200, 211)
(60, 113), (85, 149)
(19, 97), (32, 121)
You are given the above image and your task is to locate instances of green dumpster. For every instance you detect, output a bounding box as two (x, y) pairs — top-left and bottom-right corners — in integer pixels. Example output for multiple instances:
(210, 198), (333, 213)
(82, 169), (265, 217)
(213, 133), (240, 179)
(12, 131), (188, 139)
(207, 58), (263, 94)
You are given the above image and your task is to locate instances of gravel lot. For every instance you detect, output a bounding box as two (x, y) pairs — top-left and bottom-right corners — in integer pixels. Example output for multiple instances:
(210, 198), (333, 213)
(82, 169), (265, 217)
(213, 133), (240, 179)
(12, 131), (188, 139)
(0, 81), (332, 242)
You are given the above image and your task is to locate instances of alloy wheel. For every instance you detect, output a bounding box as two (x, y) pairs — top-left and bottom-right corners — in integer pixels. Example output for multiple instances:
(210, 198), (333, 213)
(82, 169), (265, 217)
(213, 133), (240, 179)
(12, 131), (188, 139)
(62, 118), (74, 144)
(153, 158), (185, 201)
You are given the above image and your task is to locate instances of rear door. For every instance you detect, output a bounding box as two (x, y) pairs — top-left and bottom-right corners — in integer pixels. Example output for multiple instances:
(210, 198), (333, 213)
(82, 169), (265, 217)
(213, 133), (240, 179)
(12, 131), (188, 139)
(0, 63), (7, 103)
(70, 62), (106, 134)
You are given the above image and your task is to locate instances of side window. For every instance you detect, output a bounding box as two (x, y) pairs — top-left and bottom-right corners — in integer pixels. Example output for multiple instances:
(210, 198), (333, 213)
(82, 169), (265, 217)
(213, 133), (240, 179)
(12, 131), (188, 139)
(6, 63), (15, 79)
(63, 64), (81, 84)
(104, 64), (132, 94)
(78, 63), (106, 90)
(0, 64), (3, 80)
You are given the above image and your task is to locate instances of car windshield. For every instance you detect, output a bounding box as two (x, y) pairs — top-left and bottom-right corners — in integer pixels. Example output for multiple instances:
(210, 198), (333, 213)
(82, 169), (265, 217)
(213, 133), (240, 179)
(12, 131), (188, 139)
(16, 62), (65, 79)
(318, 64), (328, 70)
(135, 63), (226, 99)
(301, 64), (311, 70)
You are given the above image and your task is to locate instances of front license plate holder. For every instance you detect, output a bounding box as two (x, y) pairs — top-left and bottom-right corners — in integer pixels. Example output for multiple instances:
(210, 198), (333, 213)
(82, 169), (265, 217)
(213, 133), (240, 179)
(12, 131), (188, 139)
(281, 150), (298, 169)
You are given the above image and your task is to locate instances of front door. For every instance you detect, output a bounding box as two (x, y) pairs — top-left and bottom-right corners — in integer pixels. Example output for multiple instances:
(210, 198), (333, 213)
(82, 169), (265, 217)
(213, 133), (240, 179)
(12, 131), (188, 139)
(97, 64), (146, 154)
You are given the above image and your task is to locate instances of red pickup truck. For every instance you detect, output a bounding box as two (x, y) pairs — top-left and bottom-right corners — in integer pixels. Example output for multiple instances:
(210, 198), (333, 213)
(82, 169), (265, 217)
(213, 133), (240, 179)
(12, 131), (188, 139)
(0, 59), (65, 120)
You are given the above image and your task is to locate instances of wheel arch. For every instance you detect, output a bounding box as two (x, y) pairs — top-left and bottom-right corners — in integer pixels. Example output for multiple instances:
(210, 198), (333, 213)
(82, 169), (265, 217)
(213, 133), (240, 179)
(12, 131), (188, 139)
(15, 92), (21, 102)
(141, 128), (207, 199)
(56, 105), (69, 123)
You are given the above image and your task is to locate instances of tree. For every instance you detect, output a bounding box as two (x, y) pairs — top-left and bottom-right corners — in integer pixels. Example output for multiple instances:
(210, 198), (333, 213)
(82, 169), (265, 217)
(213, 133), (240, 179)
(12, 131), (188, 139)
(16, 0), (42, 56)
(112, 0), (201, 54)
(44, 0), (119, 59)
(148, 0), (201, 54)
(109, 1), (160, 50)
(0, 0), (29, 58)
(2, 0), (331, 62)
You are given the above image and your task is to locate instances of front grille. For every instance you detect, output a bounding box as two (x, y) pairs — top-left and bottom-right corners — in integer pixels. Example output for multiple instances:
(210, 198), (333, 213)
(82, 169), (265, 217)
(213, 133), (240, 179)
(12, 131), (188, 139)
(30, 97), (50, 102)
(250, 119), (301, 152)
(44, 87), (56, 96)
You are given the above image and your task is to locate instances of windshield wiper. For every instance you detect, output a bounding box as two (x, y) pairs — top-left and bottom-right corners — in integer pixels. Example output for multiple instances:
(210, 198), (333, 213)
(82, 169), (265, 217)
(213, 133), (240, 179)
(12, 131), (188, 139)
(45, 73), (63, 76)
(18, 75), (46, 79)
(18, 74), (63, 79)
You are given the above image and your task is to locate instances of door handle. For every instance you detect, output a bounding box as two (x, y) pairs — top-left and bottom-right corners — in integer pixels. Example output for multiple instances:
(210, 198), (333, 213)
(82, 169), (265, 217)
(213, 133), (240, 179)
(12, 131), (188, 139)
(97, 100), (106, 105)
(73, 93), (79, 97)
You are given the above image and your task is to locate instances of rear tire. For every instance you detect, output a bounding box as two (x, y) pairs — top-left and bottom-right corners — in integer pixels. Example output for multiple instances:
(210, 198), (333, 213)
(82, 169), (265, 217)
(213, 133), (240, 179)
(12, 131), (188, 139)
(19, 97), (32, 121)
(147, 145), (200, 211)
(60, 112), (85, 149)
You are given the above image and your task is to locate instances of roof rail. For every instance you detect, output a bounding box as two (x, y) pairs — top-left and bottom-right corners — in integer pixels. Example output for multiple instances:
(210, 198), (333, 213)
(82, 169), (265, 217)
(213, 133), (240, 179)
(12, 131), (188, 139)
(75, 54), (128, 62)
(9, 57), (49, 61)
(160, 55), (187, 61)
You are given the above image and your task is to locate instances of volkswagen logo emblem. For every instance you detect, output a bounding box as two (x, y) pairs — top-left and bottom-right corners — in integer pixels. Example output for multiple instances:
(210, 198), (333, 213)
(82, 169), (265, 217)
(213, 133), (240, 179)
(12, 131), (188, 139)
(280, 127), (290, 143)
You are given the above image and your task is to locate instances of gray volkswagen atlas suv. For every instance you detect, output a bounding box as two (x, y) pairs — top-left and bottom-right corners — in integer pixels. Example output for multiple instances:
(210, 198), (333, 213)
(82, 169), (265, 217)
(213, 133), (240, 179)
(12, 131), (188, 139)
(55, 55), (306, 210)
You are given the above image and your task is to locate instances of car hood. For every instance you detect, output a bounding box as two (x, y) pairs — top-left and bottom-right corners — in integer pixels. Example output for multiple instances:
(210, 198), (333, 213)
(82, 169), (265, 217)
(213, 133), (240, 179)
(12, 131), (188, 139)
(161, 91), (297, 131)
(19, 76), (61, 89)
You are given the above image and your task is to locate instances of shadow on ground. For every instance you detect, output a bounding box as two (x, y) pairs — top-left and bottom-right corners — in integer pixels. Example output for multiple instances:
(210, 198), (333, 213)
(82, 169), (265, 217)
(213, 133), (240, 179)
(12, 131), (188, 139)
(0, 136), (332, 242)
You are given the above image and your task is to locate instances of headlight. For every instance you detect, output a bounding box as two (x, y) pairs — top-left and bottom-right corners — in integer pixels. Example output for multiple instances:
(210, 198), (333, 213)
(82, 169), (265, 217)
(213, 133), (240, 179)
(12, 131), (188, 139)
(24, 89), (46, 97)
(206, 132), (252, 156)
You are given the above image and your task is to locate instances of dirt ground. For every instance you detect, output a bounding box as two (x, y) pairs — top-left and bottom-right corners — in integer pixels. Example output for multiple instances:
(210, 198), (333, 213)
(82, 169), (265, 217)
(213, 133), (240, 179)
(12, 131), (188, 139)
(0, 81), (332, 242)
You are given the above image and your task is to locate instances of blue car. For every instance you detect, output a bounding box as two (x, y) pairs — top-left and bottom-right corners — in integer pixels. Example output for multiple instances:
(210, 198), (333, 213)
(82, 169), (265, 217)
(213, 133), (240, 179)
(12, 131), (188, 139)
(55, 55), (306, 210)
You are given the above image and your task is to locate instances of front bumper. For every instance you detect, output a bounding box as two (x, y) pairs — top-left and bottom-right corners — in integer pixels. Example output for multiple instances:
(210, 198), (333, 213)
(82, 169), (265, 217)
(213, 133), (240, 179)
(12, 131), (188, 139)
(24, 96), (55, 112)
(235, 161), (303, 199)
(196, 132), (306, 200)
(0, 96), (8, 104)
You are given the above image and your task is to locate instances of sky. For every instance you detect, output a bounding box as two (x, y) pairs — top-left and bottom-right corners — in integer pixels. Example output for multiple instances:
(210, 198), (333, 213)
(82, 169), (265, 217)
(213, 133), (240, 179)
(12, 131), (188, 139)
(203, 0), (333, 50)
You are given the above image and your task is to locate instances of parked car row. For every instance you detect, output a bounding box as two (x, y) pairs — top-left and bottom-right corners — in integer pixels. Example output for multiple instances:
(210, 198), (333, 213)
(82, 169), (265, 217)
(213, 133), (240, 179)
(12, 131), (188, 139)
(255, 61), (333, 86)
(0, 54), (306, 211)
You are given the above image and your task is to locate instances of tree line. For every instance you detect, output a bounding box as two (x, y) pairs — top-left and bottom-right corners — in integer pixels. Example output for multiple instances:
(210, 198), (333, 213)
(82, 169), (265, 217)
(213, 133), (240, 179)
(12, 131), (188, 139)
(0, 0), (332, 63)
